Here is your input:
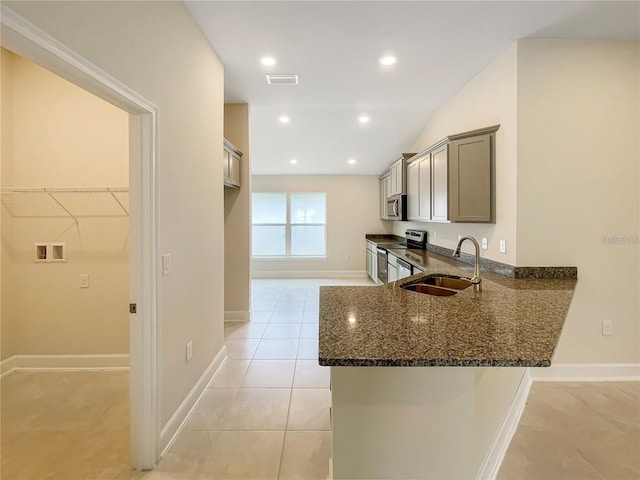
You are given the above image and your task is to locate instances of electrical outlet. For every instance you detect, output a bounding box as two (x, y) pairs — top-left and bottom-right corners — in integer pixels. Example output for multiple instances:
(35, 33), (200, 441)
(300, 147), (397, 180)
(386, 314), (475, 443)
(499, 240), (507, 254)
(345, 254), (351, 261)
(80, 274), (89, 288)
(433, 230), (438, 240)
(481, 237), (488, 250)
(162, 253), (172, 275)
(186, 340), (193, 362)
(457, 234), (462, 241)
(602, 320), (612, 336)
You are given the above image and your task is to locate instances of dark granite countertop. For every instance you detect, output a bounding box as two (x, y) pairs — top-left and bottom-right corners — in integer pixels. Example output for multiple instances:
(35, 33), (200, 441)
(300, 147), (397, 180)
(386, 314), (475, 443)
(365, 234), (405, 245)
(319, 250), (576, 368)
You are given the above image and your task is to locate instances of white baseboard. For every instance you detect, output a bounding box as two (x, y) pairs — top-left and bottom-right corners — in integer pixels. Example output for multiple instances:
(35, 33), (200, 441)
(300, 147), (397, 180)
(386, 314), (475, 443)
(159, 345), (227, 456)
(0, 354), (130, 377)
(251, 270), (367, 279)
(476, 369), (532, 480)
(531, 363), (640, 382)
(224, 310), (250, 322)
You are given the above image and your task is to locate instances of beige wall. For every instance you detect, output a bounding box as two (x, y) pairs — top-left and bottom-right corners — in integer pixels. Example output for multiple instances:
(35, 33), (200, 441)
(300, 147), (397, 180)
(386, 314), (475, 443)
(516, 40), (639, 363)
(6, 1), (226, 426)
(396, 39), (639, 364)
(224, 104), (251, 319)
(252, 175), (390, 275)
(1, 49), (129, 360)
(392, 43), (518, 264)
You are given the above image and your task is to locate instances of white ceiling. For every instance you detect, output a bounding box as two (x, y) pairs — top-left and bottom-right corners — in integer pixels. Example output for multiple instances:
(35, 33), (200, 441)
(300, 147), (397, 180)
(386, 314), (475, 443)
(185, 1), (639, 176)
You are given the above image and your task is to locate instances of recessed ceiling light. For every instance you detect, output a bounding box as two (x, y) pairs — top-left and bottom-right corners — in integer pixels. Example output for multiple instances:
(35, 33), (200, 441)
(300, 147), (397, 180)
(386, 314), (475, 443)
(279, 116), (290, 124)
(348, 159), (357, 165)
(379, 55), (397, 66)
(290, 159), (297, 165)
(261, 56), (277, 66)
(358, 115), (370, 124)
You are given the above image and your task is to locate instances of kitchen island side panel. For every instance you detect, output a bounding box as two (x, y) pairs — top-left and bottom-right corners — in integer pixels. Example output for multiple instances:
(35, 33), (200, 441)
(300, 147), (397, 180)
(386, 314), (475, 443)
(331, 366), (526, 480)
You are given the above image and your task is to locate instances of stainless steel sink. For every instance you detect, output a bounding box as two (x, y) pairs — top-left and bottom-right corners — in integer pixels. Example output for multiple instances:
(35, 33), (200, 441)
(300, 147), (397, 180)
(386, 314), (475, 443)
(422, 275), (473, 291)
(401, 274), (474, 296)
(402, 283), (458, 296)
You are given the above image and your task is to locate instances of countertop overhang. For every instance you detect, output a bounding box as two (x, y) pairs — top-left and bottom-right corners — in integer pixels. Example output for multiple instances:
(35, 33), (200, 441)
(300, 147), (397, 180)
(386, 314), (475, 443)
(319, 251), (576, 368)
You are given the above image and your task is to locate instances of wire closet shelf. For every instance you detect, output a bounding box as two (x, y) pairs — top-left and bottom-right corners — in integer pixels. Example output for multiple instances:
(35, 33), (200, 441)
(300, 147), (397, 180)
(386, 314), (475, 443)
(0, 187), (129, 225)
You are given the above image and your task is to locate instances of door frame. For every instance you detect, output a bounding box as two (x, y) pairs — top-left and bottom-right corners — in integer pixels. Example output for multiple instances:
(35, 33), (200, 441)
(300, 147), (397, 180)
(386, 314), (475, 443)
(1, 5), (160, 469)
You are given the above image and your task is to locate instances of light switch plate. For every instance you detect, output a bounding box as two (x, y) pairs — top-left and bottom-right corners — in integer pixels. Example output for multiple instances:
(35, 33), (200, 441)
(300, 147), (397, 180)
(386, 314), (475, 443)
(80, 274), (89, 288)
(162, 253), (172, 275)
(499, 240), (507, 254)
(481, 238), (488, 250)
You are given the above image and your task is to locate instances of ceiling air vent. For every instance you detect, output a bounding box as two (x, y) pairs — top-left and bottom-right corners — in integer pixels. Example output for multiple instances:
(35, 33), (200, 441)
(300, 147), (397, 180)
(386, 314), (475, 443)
(266, 74), (299, 85)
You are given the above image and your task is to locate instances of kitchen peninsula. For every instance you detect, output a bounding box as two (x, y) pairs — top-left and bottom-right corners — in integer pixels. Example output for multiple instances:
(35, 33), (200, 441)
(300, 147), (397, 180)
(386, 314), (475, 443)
(319, 249), (576, 479)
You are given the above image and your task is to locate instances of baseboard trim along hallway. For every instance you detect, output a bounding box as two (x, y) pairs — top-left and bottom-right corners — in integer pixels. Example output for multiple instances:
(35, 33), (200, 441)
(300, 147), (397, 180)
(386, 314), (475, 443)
(159, 345), (228, 456)
(531, 363), (640, 381)
(0, 354), (130, 377)
(251, 270), (368, 279)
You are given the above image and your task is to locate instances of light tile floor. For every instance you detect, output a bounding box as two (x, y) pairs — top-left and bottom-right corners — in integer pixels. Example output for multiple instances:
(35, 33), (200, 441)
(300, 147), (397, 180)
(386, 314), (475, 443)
(142, 277), (372, 480)
(1, 370), (130, 480)
(3, 278), (638, 480)
(498, 381), (640, 480)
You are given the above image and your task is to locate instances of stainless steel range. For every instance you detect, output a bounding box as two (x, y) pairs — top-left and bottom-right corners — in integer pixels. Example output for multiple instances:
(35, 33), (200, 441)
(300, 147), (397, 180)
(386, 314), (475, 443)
(375, 229), (427, 284)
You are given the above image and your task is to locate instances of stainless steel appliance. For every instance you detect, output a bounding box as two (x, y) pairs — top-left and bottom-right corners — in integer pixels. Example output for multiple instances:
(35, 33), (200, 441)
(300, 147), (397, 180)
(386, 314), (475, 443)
(375, 229), (427, 284)
(386, 194), (407, 221)
(396, 258), (413, 280)
(376, 248), (388, 284)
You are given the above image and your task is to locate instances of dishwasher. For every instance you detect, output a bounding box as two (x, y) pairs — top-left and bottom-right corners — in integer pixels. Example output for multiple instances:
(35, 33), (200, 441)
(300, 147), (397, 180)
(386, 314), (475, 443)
(396, 258), (413, 280)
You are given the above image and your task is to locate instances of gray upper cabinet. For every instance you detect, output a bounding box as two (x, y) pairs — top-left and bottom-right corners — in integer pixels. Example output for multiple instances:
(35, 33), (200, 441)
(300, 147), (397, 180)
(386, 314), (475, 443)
(379, 172), (390, 220)
(405, 125), (498, 223)
(389, 158), (405, 196)
(223, 138), (242, 189)
(430, 144), (449, 222)
(449, 133), (493, 222)
(406, 153), (431, 221)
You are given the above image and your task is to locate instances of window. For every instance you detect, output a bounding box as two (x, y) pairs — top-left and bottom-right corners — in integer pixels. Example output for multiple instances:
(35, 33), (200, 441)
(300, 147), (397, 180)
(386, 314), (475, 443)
(252, 193), (326, 257)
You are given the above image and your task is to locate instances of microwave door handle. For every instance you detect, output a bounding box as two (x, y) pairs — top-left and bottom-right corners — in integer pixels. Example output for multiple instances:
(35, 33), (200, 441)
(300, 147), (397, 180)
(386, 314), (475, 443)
(393, 199), (398, 217)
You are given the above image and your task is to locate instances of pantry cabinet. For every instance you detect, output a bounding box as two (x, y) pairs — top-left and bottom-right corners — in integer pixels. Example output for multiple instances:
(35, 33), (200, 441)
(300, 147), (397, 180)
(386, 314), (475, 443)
(404, 125), (498, 223)
(223, 138), (242, 188)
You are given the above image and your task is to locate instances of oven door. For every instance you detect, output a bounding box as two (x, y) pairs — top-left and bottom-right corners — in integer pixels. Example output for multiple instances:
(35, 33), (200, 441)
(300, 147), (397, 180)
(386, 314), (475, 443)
(376, 248), (388, 284)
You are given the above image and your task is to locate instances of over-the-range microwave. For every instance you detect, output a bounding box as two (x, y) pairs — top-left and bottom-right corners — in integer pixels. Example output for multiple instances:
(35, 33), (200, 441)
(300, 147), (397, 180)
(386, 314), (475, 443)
(386, 194), (407, 221)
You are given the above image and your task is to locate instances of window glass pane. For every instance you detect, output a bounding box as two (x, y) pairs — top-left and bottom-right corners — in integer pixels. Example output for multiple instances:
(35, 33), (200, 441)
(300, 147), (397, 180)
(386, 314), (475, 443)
(291, 193), (326, 224)
(252, 226), (286, 256)
(291, 226), (325, 255)
(252, 193), (286, 224)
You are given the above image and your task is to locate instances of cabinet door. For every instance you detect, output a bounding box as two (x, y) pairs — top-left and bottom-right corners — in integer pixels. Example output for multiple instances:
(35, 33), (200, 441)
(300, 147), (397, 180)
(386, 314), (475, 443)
(407, 155), (431, 221)
(431, 144), (449, 222)
(223, 148), (230, 183)
(449, 134), (492, 222)
(406, 161), (419, 220)
(418, 155), (432, 220)
(387, 263), (398, 283)
(379, 177), (388, 219)
(229, 153), (241, 187)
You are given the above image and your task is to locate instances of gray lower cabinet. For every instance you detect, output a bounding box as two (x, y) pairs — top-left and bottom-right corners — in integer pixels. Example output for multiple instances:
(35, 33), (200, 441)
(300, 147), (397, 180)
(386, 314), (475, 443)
(405, 125), (498, 223)
(366, 241), (377, 282)
(223, 138), (242, 188)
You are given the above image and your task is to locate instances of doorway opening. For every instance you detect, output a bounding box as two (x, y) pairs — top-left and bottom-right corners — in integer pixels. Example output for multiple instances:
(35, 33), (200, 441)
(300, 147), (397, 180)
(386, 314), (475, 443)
(1, 5), (159, 473)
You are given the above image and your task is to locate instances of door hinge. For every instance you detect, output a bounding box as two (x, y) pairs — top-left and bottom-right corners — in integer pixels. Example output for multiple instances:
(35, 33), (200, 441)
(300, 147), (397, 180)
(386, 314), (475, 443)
(129, 303), (137, 314)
